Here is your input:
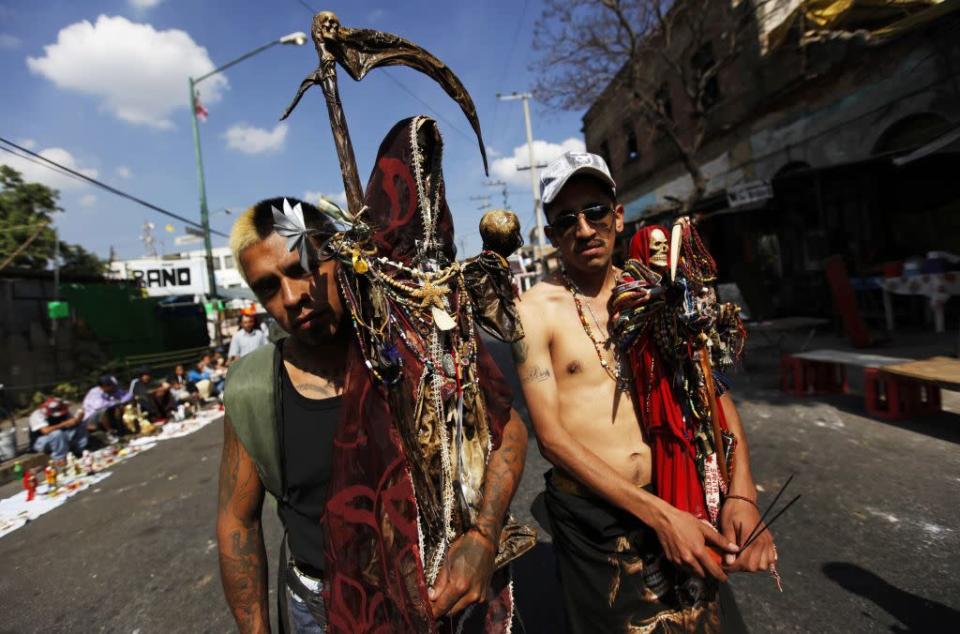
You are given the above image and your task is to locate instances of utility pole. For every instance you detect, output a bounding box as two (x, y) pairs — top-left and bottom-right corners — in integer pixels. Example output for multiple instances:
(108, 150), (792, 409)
(469, 194), (492, 211)
(497, 91), (547, 273)
(188, 31), (307, 347)
(484, 179), (509, 208)
(51, 223), (60, 347)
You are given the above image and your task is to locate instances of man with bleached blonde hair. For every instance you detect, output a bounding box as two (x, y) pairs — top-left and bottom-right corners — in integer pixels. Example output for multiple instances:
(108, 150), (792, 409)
(218, 196), (344, 632)
(217, 194), (528, 633)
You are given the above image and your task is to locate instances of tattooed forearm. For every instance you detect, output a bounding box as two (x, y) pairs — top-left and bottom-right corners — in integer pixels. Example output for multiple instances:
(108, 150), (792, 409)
(217, 417), (269, 633)
(219, 524), (270, 633)
(475, 416), (527, 543)
(520, 365), (551, 384)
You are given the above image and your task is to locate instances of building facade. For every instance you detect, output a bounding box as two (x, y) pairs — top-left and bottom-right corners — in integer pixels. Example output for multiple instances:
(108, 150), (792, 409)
(582, 0), (960, 318)
(109, 246), (248, 297)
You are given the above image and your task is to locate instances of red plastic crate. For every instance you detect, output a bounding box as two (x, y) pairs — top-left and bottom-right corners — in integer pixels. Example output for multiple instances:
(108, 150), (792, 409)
(780, 355), (847, 396)
(864, 368), (941, 420)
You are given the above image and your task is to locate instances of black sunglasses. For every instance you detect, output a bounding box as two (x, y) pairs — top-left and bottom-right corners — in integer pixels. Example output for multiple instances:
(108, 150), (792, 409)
(548, 204), (614, 234)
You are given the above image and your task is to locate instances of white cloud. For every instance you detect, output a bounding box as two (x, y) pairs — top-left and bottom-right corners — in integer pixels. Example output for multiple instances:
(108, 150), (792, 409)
(17, 138), (36, 150)
(128, 0), (164, 9)
(491, 137), (586, 187)
(79, 194), (98, 208)
(486, 145), (502, 158)
(0, 33), (20, 50)
(26, 15), (227, 129)
(115, 165), (132, 179)
(303, 190), (347, 206)
(0, 146), (98, 192)
(223, 123), (288, 155)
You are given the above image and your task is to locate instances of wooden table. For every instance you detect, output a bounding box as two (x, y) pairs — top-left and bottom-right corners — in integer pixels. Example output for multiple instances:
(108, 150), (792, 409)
(864, 356), (959, 419)
(882, 356), (960, 390)
(781, 349), (911, 396)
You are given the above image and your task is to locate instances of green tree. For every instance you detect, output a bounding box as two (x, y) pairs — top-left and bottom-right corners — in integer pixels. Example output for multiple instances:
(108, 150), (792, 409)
(0, 165), (105, 277)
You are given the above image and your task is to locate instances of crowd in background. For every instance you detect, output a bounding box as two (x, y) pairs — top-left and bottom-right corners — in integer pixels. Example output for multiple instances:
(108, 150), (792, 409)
(27, 314), (268, 462)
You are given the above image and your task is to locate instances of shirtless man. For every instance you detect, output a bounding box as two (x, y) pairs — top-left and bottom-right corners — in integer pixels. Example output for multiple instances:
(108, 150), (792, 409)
(514, 152), (774, 632)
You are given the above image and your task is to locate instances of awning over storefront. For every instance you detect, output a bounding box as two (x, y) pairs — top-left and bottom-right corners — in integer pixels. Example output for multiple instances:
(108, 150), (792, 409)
(892, 125), (960, 165)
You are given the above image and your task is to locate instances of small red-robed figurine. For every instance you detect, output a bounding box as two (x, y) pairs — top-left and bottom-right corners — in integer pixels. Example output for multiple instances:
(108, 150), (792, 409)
(24, 469), (38, 501)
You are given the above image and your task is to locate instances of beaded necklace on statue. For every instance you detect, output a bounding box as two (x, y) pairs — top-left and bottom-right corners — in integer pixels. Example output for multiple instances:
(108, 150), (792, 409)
(562, 270), (624, 386)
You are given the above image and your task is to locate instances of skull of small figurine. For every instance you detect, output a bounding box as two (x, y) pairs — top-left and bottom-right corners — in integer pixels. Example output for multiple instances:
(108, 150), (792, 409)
(313, 11), (340, 45)
(479, 209), (522, 258)
(649, 228), (669, 269)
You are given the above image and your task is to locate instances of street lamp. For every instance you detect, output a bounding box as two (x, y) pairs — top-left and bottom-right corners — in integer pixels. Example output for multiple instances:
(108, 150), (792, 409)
(188, 32), (307, 344)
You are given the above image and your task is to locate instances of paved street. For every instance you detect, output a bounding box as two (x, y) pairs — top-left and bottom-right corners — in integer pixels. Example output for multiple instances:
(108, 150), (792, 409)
(2, 343), (959, 633)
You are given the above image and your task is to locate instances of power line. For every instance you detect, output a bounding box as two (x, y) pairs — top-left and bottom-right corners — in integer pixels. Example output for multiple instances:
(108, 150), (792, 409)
(490, 0), (529, 147)
(380, 70), (476, 144)
(0, 136), (228, 238)
(288, 0), (478, 146)
(0, 145), (92, 189)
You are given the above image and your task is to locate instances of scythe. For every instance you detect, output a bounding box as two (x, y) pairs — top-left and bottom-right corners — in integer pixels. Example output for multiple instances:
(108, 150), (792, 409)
(281, 10), (489, 220)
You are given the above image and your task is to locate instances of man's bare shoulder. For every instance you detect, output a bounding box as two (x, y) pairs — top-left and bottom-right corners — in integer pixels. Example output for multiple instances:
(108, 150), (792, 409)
(518, 274), (568, 311)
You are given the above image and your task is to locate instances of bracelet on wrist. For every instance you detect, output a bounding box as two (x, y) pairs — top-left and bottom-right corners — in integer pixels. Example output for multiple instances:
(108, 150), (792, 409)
(725, 494), (759, 509)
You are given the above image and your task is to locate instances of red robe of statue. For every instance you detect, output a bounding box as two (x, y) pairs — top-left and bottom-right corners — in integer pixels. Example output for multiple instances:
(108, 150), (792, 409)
(627, 227), (731, 523)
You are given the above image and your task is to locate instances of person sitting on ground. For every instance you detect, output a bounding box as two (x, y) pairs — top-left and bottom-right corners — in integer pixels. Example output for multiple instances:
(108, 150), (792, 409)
(187, 358), (218, 400)
(227, 313), (267, 363)
(29, 396), (88, 461)
(167, 363), (198, 405)
(81, 374), (131, 437)
(130, 367), (175, 422)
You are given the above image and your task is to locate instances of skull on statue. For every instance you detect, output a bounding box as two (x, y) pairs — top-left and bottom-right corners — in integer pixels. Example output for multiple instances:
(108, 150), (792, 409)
(648, 227), (669, 269)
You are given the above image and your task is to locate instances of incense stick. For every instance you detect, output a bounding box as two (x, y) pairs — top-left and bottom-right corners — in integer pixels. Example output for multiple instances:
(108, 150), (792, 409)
(740, 494), (801, 552)
(740, 474), (794, 550)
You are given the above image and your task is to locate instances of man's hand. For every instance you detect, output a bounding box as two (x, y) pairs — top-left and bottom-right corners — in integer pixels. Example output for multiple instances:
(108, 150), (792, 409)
(428, 529), (497, 618)
(719, 497), (776, 573)
(652, 505), (739, 582)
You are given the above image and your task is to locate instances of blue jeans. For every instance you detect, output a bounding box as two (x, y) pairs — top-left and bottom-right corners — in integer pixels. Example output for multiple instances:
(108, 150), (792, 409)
(286, 584), (327, 633)
(33, 426), (88, 460)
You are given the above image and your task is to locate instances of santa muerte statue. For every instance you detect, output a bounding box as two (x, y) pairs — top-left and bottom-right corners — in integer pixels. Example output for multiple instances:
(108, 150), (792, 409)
(610, 219), (746, 529)
(278, 10), (533, 633)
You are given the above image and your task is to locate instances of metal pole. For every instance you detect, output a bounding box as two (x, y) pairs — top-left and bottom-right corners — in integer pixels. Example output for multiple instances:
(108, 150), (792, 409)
(520, 96), (546, 272)
(497, 92), (547, 273)
(186, 34), (306, 348)
(53, 225), (60, 300)
(51, 223), (59, 346)
(189, 77), (222, 346)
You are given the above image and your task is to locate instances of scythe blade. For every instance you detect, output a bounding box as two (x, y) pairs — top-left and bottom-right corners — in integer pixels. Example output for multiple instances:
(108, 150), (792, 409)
(281, 11), (488, 218)
(333, 27), (488, 175)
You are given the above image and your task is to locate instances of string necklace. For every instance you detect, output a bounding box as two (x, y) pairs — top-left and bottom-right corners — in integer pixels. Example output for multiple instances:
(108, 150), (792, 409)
(562, 271), (622, 384)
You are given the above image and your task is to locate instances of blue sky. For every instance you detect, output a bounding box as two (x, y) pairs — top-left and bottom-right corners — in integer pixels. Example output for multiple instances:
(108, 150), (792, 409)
(0, 0), (587, 260)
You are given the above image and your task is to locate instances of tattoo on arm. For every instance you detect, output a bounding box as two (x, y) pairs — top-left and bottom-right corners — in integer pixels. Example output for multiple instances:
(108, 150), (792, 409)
(217, 420), (269, 633)
(475, 417), (526, 544)
(511, 340), (529, 364)
(218, 419), (240, 513)
(520, 365), (551, 384)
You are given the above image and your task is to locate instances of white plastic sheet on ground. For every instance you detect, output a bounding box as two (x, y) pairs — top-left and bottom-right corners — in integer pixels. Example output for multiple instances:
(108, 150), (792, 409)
(0, 408), (222, 539)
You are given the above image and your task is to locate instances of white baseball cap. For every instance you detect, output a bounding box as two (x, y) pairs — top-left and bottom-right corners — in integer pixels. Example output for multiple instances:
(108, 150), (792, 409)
(539, 151), (616, 206)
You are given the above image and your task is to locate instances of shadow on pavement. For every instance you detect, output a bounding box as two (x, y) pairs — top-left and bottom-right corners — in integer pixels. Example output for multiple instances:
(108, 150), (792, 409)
(813, 394), (960, 446)
(822, 561), (960, 632)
